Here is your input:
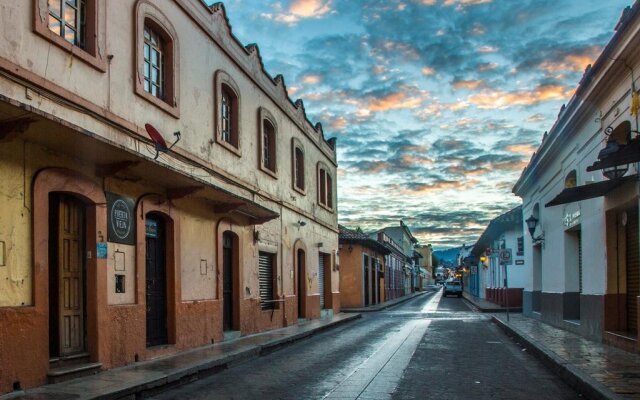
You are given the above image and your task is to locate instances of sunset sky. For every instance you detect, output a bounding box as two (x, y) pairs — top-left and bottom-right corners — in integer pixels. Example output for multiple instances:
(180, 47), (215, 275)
(209, 0), (630, 248)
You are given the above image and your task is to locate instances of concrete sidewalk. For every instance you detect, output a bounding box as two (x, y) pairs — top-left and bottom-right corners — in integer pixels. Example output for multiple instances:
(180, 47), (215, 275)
(2, 313), (361, 400)
(493, 314), (640, 400)
(462, 290), (522, 313)
(341, 288), (432, 313)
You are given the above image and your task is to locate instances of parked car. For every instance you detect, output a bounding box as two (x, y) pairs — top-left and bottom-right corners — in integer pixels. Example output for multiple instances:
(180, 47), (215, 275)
(443, 280), (462, 297)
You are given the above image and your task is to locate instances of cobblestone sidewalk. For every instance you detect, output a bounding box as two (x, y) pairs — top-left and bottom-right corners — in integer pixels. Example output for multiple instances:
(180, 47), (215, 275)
(494, 314), (640, 400)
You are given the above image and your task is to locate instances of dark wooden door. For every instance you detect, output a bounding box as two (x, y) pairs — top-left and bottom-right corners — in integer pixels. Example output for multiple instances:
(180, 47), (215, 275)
(55, 195), (86, 356)
(627, 208), (639, 334)
(146, 215), (168, 347)
(298, 249), (305, 318)
(223, 232), (233, 331)
(364, 255), (369, 306)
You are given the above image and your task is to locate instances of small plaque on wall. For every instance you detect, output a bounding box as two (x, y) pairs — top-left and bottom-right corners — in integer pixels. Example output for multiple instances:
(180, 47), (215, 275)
(96, 242), (108, 259)
(106, 192), (136, 245)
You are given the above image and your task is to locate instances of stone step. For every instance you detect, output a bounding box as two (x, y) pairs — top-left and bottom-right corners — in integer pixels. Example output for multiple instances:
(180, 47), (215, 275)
(47, 362), (102, 384)
(49, 352), (91, 369)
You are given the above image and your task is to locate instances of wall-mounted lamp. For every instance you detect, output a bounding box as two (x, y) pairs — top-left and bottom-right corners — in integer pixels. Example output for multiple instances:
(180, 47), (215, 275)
(317, 242), (324, 248)
(525, 215), (545, 244)
(297, 220), (307, 227)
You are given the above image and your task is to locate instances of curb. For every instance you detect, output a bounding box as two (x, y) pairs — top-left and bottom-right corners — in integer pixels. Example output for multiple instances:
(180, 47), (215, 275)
(113, 313), (363, 399)
(492, 316), (623, 400)
(462, 292), (522, 313)
(342, 291), (431, 313)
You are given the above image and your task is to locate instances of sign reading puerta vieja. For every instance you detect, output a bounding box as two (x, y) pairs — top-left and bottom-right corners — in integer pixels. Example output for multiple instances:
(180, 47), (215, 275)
(106, 192), (136, 245)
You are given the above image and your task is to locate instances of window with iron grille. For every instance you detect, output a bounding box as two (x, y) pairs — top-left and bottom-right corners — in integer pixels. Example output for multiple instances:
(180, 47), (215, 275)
(48, 0), (87, 48)
(144, 25), (164, 99)
(258, 252), (275, 310)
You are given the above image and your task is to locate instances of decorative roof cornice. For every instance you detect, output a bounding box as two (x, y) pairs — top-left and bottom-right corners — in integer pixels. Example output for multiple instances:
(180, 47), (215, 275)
(175, 0), (337, 165)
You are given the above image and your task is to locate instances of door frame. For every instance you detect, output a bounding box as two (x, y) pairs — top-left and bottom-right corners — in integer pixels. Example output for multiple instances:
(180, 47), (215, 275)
(217, 220), (244, 333)
(33, 168), (107, 365)
(294, 242), (307, 319)
(221, 230), (240, 331)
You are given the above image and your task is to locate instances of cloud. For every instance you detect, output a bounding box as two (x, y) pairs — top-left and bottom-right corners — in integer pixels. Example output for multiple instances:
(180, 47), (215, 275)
(467, 84), (573, 109)
(452, 79), (484, 90)
(302, 74), (322, 84)
(262, 0), (333, 24)
(527, 113), (546, 122)
(368, 91), (425, 112)
(421, 67), (435, 75)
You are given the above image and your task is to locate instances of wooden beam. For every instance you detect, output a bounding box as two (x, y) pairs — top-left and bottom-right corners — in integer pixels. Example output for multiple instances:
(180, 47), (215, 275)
(212, 203), (245, 213)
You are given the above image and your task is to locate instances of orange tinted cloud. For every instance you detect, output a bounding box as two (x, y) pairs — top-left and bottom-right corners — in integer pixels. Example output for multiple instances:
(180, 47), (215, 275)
(452, 79), (484, 90)
(422, 67), (435, 75)
(478, 62), (498, 72)
(505, 144), (537, 155)
(539, 46), (602, 73)
(330, 116), (347, 130)
(468, 85), (573, 109)
(302, 74), (322, 84)
(369, 92), (424, 112)
(263, 0), (332, 24)
(444, 0), (492, 4)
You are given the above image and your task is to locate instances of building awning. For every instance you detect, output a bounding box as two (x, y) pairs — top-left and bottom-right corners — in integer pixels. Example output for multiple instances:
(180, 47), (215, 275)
(545, 174), (637, 207)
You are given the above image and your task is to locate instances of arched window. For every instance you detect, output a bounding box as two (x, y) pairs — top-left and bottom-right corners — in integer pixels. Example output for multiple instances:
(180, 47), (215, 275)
(292, 138), (305, 194)
(34, 0), (105, 71)
(317, 163), (333, 210)
(564, 170), (577, 188)
(215, 71), (241, 154)
(295, 147), (305, 191)
(135, 2), (179, 117)
(258, 108), (277, 177)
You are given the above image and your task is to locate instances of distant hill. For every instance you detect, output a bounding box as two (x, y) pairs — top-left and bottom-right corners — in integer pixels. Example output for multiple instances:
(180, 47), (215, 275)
(433, 247), (462, 264)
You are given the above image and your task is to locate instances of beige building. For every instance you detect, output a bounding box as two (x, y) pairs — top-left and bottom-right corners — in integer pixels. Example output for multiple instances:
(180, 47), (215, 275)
(0, 0), (339, 394)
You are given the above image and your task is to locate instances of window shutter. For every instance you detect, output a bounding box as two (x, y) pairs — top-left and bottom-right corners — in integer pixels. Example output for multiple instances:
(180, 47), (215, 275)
(258, 252), (275, 310)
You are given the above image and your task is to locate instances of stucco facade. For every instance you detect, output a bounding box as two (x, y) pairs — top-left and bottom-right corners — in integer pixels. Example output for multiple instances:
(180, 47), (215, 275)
(513, 3), (640, 350)
(0, 0), (339, 393)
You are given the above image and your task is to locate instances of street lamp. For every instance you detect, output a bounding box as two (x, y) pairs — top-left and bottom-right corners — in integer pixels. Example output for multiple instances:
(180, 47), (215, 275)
(525, 214), (544, 243)
(598, 140), (629, 180)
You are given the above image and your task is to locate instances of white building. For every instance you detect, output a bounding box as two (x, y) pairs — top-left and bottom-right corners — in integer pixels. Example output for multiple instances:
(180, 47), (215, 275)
(513, 3), (640, 350)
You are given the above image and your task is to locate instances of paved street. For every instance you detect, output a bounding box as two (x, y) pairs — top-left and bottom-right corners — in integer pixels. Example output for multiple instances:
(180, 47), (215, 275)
(150, 291), (580, 400)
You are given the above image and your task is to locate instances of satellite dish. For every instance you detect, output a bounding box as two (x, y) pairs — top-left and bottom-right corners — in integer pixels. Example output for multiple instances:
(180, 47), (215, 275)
(144, 123), (181, 160)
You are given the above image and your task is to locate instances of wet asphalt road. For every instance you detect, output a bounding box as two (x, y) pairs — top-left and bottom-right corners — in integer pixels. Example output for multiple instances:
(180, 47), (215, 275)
(150, 290), (581, 400)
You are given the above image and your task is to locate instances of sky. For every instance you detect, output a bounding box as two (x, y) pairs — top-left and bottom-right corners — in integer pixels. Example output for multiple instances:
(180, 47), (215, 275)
(206, 0), (631, 248)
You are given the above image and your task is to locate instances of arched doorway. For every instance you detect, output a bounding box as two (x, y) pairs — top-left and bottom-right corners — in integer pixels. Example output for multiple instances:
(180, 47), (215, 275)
(145, 213), (168, 347)
(222, 231), (238, 331)
(297, 248), (306, 319)
(49, 193), (87, 357)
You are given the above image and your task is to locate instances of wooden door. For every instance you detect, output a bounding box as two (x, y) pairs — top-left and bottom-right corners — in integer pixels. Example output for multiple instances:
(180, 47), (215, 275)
(146, 215), (168, 347)
(627, 208), (639, 334)
(297, 249), (305, 318)
(223, 232), (233, 331)
(364, 255), (369, 306)
(57, 195), (86, 356)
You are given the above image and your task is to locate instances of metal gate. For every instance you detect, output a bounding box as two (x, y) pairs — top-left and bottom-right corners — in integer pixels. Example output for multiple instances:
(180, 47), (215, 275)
(627, 208), (639, 334)
(259, 252), (274, 310)
(319, 254), (325, 309)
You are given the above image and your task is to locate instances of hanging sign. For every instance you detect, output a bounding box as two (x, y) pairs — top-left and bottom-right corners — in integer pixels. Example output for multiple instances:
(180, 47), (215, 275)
(499, 249), (513, 265)
(106, 192), (136, 245)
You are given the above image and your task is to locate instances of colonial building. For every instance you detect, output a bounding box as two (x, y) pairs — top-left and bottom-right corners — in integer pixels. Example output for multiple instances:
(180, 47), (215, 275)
(513, 2), (640, 351)
(467, 206), (527, 308)
(0, 0), (339, 394)
(415, 244), (434, 288)
(377, 231), (406, 300)
(338, 226), (390, 308)
(373, 221), (419, 294)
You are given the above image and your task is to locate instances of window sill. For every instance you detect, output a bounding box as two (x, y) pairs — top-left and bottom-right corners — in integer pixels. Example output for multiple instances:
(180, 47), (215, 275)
(216, 137), (241, 157)
(292, 185), (306, 196)
(34, 26), (106, 73)
(318, 203), (334, 213)
(259, 165), (278, 179)
(135, 84), (180, 119)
